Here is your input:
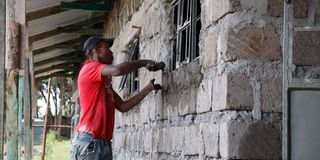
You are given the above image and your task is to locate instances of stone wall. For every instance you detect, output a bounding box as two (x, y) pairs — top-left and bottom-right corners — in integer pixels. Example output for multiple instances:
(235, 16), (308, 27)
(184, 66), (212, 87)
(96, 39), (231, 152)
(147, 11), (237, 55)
(102, 0), (318, 159)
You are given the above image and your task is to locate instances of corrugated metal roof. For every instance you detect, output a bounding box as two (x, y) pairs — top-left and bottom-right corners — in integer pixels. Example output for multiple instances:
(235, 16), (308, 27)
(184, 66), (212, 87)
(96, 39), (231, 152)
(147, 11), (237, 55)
(35, 69), (66, 78)
(32, 33), (81, 50)
(34, 60), (72, 71)
(29, 10), (92, 36)
(26, 0), (113, 79)
(26, 0), (61, 13)
(33, 48), (77, 63)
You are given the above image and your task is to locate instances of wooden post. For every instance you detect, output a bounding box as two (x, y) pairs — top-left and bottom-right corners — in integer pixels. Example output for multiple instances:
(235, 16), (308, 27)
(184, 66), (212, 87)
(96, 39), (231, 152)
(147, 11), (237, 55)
(58, 78), (65, 135)
(0, 0), (5, 159)
(24, 59), (32, 160)
(5, 21), (20, 160)
(41, 78), (51, 160)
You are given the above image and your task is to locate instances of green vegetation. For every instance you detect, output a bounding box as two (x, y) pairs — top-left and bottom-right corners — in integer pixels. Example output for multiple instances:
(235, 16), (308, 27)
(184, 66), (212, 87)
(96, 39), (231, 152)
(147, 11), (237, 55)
(33, 131), (71, 160)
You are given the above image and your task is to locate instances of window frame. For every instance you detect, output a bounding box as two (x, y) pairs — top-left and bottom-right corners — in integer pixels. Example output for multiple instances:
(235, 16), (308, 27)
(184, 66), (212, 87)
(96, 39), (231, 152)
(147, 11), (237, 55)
(118, 39), (140, 93)
(171, 0), (201, 70)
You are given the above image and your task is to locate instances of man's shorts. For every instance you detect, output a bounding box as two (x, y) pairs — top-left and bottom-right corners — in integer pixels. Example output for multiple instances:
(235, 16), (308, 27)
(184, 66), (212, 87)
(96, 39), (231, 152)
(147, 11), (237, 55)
(70, 132), (112, 160)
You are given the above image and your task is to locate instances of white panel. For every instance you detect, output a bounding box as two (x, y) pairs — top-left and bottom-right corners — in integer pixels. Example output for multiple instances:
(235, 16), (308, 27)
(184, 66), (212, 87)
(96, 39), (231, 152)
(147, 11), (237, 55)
(290, 90), (320, 160)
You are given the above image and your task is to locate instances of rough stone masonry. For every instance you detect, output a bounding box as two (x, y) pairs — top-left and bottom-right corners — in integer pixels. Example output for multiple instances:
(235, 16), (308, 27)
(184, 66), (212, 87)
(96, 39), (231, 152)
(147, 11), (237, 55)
(99, 0), (319, 159)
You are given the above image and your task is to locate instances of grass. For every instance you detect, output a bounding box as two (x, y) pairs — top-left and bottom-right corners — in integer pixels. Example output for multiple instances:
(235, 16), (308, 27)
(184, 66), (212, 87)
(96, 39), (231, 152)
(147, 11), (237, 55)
(33, 131), (71, 160)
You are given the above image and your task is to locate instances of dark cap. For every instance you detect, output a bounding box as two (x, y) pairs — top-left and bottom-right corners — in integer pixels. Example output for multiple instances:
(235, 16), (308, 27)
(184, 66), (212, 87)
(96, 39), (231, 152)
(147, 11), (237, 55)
(83, 36), (114, 55)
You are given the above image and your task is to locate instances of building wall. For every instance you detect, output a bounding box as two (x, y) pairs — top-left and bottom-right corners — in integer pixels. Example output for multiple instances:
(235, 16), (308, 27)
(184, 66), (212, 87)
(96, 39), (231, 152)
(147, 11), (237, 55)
(104, 0), (318, 159)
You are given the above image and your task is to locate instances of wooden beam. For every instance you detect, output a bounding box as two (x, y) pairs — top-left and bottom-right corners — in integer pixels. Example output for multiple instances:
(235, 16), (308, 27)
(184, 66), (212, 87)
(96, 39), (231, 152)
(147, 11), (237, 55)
(29, 16), (104, 43)
(35, 70), (76, 79)
(5, 21), (20, 160)
(32, 38), (85, 55)
(60, 1), (112, 12)
(41, 78), (51, 160)
(63, 28), (104, 35)
(34, 63), (81, 74)
(34, 60), (79, 72)
(0, 0), (5, 158)
(26, 6), (67, 21)
(23, 59), (32, 160)
(34, 50), (83, 66)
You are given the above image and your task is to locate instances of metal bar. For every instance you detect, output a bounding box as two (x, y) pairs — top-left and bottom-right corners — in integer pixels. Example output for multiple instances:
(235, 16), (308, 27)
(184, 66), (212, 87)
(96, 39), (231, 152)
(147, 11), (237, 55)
(41, 78), (52, 160)
(118, 40), (139, 91)
(60, 1), (112, 12)
(24, 59), (32, 160)
(282, 1), (293, 160)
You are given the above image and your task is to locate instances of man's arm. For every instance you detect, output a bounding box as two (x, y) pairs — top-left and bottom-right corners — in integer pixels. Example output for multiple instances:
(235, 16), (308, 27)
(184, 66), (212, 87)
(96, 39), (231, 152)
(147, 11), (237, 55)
(114, 79), (162, 112)
(102, 60), (157, 76)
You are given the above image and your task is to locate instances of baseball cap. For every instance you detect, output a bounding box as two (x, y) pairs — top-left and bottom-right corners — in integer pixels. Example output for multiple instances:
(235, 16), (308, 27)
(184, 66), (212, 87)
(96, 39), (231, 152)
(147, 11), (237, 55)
(83, 36), (114, 55)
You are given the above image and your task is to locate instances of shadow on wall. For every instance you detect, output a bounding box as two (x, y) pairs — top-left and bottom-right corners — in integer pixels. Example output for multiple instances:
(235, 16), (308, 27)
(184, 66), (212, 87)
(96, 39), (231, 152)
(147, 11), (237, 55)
(238, 122), (281, 159)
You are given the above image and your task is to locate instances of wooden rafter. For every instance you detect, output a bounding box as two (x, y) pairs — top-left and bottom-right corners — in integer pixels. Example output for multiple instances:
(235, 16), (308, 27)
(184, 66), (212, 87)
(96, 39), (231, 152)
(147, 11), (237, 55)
(60, 1), (112, 12)
(29, 16), (105, 43)
(32, 36), (89, 55)
(27, 6), (67, 21)
(36, 70), (76, 79)
(34, 50), (83, 66)
(34, 63), (81, 74)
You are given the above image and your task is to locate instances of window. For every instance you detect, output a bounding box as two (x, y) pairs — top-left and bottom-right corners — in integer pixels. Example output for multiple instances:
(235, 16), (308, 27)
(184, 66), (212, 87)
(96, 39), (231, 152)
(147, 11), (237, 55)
(171, 0), (201, 70)
(118, 39), (139, 93)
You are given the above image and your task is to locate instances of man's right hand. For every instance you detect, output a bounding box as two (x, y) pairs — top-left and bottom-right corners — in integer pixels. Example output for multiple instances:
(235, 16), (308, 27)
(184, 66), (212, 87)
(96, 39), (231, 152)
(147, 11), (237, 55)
(145, 61), (165, 71)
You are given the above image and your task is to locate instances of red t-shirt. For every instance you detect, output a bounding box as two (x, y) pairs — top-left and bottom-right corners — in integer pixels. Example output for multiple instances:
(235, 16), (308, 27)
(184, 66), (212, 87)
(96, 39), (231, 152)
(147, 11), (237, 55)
(76, 60), (115, 141)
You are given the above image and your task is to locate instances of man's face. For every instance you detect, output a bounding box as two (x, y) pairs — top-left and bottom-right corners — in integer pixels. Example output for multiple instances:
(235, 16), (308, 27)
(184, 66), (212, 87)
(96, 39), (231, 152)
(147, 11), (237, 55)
(96, 42), (114, 64)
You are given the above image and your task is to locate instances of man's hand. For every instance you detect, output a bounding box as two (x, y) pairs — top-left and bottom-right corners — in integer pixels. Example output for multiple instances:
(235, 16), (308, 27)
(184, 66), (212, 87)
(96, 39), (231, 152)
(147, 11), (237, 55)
(148, 79), (163, 90)
(145, 61), (166, 71)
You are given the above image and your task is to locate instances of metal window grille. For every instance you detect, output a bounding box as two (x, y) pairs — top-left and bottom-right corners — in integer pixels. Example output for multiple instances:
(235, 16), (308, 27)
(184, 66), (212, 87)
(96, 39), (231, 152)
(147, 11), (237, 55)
(171, 0), (201, 70)
(118, 39), (139, 92)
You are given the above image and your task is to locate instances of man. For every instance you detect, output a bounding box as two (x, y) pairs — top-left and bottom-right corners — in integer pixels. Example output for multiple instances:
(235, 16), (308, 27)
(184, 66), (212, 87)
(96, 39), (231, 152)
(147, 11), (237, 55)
(71, 36), (164, 160)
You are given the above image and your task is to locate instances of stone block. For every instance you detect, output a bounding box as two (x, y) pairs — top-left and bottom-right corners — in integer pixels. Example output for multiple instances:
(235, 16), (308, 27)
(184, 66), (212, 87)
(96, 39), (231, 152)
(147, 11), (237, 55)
(202, 0), (240, 26)
(293, 31), (320, 65)
(222, 27), (281, 62)
(240, 0), (268, 14)
(179, 86), (197, 116)
(203, 33), (218, 68)
(268, 0), (309, 18)
(219, 120), (281, 159)
(164, 93), (179, 123)
(144, 129), (153, 153)
(184, 125), (202, 155)
(115, 111), (123, 128)
(139, 99), (149, 124)
(196, 79), (213, 113)
(154, 93), (167, 120)
(157, 128), (171, 153)
(212, 72), (253, 111)
(261, 76), (282, 112)
(113, 131), (125, 150)
(201, 123), (219, 157)
(170, 126), (185, 152)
